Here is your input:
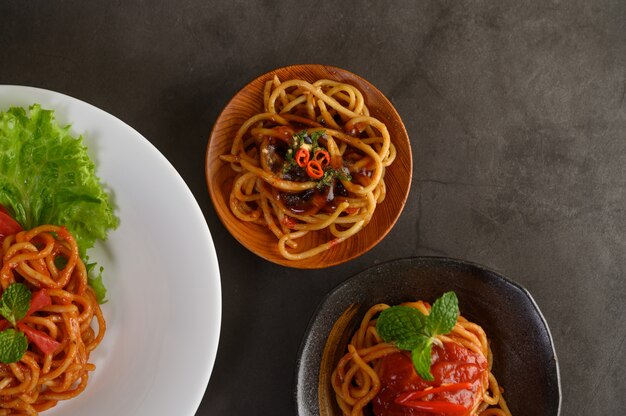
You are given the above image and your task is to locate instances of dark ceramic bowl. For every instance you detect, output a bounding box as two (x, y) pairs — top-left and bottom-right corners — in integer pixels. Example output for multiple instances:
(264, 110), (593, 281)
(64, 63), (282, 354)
(295, 257), (561, 416)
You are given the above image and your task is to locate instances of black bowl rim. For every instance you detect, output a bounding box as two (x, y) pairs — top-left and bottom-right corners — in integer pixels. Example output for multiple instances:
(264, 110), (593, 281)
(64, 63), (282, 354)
(293, 255), (562, 415)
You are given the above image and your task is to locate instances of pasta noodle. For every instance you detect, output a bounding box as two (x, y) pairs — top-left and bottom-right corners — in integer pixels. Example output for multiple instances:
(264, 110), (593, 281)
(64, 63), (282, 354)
(332, 301), (511, 416)
(0, 225), (105, 415)
(220, 76), (396, 260)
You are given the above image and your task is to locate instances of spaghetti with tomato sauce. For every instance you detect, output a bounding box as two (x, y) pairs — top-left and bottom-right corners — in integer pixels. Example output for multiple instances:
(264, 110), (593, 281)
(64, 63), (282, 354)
(0, 219), (105, 415)
(331, 301), (511, 416)
(374, 344), (488, 416)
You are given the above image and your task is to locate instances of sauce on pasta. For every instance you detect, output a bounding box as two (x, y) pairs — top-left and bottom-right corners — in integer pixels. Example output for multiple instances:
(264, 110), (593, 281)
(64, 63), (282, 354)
(331, 301), (511, 416)
(220, 76), (396, 260)
(374, 346), (487, 416)
(0, 225), (105, 415)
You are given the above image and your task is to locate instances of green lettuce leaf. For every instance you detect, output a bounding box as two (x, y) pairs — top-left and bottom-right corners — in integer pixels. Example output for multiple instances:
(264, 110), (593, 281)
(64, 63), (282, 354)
(0, 104), (118, 253)
(86, 261), (107, 304)
(0, 104), (118, 301)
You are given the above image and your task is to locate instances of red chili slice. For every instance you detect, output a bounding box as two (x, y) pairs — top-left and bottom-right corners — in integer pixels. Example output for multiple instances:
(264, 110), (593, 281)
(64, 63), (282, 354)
(295, 148), (310, 167)
(313, 149), (330, 167)
(306, 160), (324, 179)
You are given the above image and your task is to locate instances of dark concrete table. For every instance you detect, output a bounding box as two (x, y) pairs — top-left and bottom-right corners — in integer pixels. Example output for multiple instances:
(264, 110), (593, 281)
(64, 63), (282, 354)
(2, 1), (625, 414)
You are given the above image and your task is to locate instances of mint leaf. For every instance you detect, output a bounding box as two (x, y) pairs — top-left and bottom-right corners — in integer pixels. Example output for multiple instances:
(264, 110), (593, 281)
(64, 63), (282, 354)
(425, 291), (459, 337)
(0, 329), (28, 363)
(375, 292), (460, 382)
(0, 283), (32, 326)
(376, 306), (426, 350)
(411, 335), (434, 381)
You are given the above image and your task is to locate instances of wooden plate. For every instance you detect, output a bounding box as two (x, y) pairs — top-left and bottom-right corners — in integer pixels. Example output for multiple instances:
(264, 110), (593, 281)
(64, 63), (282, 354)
(205, 64), (412, 268)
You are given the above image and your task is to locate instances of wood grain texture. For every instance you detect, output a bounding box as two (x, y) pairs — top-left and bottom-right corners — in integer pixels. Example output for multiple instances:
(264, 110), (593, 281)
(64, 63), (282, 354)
(317, 303), (362, 416)
(205, 64), (412, 268)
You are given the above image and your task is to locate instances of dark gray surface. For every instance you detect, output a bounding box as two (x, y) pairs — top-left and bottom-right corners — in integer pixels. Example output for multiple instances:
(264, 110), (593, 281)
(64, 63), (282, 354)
(1, 0), (625, 414)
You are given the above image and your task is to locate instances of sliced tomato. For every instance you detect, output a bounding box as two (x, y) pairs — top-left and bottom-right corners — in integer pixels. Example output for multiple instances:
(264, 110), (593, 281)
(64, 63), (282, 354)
(0, 210), (22, 243)
(17, 322), (60, 355)
(26, 290), (52, 316)
(0, 320), (10, 331)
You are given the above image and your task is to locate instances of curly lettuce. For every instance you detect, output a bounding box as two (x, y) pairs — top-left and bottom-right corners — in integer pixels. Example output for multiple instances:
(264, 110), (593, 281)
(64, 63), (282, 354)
(0, 104), (118, 302)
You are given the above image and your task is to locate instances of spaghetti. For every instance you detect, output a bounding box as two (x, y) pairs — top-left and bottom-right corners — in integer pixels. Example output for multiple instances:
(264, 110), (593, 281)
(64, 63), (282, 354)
(220, 76), (396, 260)
(331, 301), (511, 416)
(0, 225), (105, 415)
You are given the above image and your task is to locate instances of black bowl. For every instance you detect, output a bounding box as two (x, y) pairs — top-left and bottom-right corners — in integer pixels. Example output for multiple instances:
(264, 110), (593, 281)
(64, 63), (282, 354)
(295, 257), (561, 416)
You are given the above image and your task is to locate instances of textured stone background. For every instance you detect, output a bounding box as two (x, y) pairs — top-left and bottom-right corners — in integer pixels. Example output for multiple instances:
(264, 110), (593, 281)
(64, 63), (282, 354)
(1, 0), (625, 414)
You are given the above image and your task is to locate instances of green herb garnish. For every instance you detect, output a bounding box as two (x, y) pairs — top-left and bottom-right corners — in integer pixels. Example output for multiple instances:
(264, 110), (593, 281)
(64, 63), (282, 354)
(292, 130), (307, 149)
(0, 283), (31, 327)
(282, 129), (355, 189)
(309, 130), (324, 149)
(0, 329), (28, 364)
(317, 167), (352, 190)
(282, 148), (296, 175)
(317, 169), (336, 189)
(0, 283), (32, 364)
(376, 292), (459, 381)
(283, 130), (326, 177)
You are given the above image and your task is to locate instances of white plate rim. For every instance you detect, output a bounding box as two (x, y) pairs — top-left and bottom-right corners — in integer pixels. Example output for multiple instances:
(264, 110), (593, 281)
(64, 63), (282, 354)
(0, 85), (222, 416)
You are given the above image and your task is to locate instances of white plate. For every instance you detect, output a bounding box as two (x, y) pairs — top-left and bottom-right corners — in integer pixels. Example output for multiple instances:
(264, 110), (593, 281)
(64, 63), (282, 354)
(0, 86), (222, 416)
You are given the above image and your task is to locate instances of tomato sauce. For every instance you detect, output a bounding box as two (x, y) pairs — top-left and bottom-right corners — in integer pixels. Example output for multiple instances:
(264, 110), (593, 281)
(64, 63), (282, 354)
(276, 182), (349, 216)
(372, 342), (488, 416)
